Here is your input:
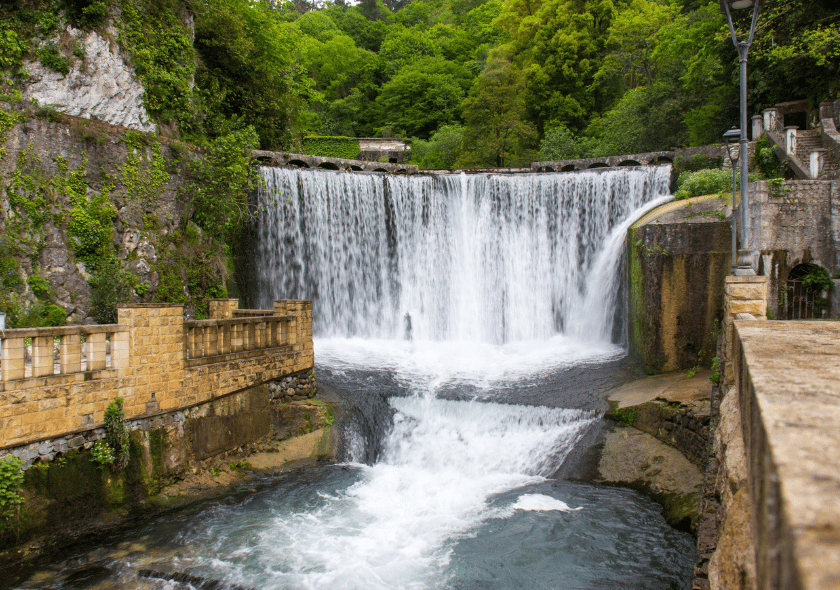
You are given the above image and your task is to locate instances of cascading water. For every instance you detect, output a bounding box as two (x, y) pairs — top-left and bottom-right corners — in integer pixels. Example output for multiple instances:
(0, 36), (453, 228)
(255, 167), (671, 344)
(10, 167), (696, 590)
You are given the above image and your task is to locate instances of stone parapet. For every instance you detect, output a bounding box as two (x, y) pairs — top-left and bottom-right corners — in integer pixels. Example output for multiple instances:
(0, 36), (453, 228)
(732, 321), (840, 590)
(722, 276), (767, 386)
(0, 300), (314, 453)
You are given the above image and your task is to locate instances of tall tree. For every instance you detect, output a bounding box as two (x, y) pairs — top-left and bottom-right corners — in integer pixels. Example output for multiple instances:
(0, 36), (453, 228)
(458, 53), (537, 166)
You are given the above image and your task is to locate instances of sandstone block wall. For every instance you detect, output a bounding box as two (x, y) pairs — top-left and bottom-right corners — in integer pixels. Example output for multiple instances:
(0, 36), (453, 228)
(0, 300), (314, 455)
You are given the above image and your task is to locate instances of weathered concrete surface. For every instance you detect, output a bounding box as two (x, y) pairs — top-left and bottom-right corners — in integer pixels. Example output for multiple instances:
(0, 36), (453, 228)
(597, 426), (702, 532)
(734, 321), (840, 590)
(611, 370), (712, 468)
(629, 196), (730, 373)
(252, 150), (418, 174)
(597, 370), (712, 532)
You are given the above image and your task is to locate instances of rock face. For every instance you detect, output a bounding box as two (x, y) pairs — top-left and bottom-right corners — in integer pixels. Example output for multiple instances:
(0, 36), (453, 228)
(24, 26), (156, 133)
(597, 426), (703, 532)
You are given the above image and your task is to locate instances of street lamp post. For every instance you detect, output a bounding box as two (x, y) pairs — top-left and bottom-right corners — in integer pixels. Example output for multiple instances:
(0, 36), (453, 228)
(720, 0), (761, 275)
(723, 127), (741, 275)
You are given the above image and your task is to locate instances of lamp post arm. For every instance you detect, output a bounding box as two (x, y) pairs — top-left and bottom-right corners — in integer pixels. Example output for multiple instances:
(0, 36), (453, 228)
(747, 1), (761, 45)
(722, 1), (739, 46)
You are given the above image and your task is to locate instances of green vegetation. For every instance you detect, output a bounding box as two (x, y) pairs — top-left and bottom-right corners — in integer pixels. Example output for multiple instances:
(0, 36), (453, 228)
(607, 408), (638, 426)
(104, 398), (130, 471)
(0, 456), (25, 540)
(709, 356), (721, 386)
(3, 0), (836, 166)
(674, 168), (761, 200)
(302, 136), (361, 159)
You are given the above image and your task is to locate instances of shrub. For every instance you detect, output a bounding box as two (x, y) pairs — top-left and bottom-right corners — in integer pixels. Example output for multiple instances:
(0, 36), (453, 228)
(0, 456), (25, 539)
(607, 408), (638, 426)
(15, 301), (67, 328)
(90, 260), (134, 324)
(104, 398), (130, 471)
(754, 135), (783, 179)
(27, 273), (51, 299)
(674, 168), (761, 200)
(38, 42), (70, 75)
(90, 441), (115, 468)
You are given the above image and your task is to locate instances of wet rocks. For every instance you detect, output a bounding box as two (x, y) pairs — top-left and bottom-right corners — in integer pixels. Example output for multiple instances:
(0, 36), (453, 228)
(266, 369), (317, 403)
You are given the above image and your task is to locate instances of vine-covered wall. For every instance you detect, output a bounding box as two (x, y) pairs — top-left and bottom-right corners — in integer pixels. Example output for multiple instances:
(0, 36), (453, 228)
(301, 136), (361, 159)
(0, 110), (251, 326)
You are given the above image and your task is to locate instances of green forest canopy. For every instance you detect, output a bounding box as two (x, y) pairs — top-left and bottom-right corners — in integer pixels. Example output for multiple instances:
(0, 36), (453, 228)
(1, 0), (838, 168)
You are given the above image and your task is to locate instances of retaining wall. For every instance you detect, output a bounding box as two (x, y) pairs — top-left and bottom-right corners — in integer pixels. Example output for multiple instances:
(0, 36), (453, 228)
(0, 299), (313, 456)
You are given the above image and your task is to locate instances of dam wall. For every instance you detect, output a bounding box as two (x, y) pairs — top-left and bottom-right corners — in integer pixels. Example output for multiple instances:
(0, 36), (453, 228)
(628, 196), (731, 373)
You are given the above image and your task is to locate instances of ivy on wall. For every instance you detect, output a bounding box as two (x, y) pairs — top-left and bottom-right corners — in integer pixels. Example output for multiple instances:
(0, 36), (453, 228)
(301, 136), (361, 159)
(117, 0), (195, 129)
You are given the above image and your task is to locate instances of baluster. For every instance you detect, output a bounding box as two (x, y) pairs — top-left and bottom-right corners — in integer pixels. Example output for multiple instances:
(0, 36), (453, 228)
(219, 323), (231, 354)
(230, 323), (241, 353)
(88, 333), (106, 371)
(1, 337), (25, 381)
(60, 333), (82, 374)
(32, 335), (54, 377)
(256, 321), (265, 349)
(206, 324), (219, 357)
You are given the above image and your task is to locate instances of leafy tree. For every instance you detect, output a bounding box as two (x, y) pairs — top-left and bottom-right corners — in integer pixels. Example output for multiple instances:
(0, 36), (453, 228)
(378, 56), (472, 138)
(597, 0), (680, 90)
(748, 0), (840, 109)
(538, 125), (584, 160)
(183, 127), (260, 243)
(496, 0), (621, 134)
(193, 0), (313, 149)
(379, 26), (440, 77)
(410, 123), (465, 168)
(457, 53), (537, 167)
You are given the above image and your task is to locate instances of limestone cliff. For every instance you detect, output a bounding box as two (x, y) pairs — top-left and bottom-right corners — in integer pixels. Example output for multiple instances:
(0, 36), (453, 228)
(23, 24), (156, 133)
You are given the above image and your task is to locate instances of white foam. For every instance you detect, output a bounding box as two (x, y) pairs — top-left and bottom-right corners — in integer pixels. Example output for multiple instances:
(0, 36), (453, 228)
(512, 494), (583, 512)
(315, 335), (624, 390)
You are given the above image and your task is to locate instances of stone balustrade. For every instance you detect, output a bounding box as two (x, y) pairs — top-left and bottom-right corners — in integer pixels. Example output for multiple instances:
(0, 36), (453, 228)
(1, 324), (127, 381)
(184, 315), (290, 365)
(0, 299), (313, 452)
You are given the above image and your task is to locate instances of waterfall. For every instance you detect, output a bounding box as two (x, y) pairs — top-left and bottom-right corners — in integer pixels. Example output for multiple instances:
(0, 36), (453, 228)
(254, 167), (671, 345)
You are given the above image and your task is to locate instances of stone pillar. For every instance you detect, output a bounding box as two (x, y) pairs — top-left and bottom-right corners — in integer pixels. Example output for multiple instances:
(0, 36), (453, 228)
(722, 276), (767, 386)
(208, 298), (239, 320)
(87, 332), (107, 371)
(1, 337), (25, 381)
(752, 115), (764, 140)
(274, 300), (313, 357)
(117, 304), (185, 417)
(60, 333), (82, 374)
(810, 149), (827, 179)
(784, 127), (798, 156)
(31, 335), (53, 377)
(763, 108), (779, 134)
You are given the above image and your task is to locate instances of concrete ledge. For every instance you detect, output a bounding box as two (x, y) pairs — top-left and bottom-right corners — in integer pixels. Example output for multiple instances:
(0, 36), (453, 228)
(734, 320), (840, 590)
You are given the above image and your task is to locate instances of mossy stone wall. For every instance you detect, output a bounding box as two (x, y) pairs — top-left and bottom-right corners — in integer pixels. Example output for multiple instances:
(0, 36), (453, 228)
(629, 198), (731, 373)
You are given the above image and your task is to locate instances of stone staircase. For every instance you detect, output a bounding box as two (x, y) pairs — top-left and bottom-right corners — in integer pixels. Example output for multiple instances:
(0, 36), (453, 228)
(759, 100), (840, 180)
(795, 129), (838, 179)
